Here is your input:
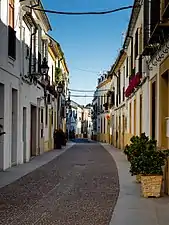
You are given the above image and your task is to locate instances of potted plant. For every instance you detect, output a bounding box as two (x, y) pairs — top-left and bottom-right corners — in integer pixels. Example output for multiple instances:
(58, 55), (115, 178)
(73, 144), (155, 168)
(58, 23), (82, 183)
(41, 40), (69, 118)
(124, 133), (149, 182)
(53, 129), (62, 149)
(59, 129), (67, 146)
(131, 140), (167, 198)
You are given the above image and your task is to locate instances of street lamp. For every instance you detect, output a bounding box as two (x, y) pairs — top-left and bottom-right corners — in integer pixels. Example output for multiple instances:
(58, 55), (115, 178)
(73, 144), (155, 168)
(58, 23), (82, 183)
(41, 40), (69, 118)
(40, 58), (49, 78)
(67, 91), (71, 107)
(57, 83), (63, 94)
(40, 58), (49, 104)
(57, 83), (63, 129)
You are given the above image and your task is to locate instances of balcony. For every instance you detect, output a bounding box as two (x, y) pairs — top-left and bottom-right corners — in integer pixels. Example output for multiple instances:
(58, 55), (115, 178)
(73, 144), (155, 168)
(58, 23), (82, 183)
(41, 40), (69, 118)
(149, 22), (169, 45)
(162, 0), (169, 18)
(125, 72), (142, 98)
(142, 45), (157, 56)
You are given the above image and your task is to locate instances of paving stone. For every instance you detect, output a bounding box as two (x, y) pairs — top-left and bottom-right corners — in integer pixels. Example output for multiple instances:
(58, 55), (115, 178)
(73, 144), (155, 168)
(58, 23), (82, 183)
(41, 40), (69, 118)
(0, 143), (119, 225)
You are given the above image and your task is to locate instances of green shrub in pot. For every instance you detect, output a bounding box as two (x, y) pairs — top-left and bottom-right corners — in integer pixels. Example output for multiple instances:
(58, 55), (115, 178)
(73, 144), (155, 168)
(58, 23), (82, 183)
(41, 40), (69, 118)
(124, 133), (149, 163)
(129, 139), (166, 176)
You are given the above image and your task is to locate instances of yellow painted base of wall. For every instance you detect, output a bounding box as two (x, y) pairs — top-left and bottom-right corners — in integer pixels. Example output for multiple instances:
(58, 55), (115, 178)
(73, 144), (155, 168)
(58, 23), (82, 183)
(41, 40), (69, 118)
(97, 133), (110, 143)
(44, 141), (49, 152)
(44, 139), (54, 152)
(124, 133), (133, 147)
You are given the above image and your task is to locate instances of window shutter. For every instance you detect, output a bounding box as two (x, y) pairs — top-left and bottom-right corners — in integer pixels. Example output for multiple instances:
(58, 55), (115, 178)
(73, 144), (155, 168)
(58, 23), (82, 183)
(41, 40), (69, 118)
(139, 26), (142, 55)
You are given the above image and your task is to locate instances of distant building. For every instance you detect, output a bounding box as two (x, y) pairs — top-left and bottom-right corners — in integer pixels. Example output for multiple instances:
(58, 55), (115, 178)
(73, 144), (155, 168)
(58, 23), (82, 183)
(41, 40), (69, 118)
(66, 100), (83, 138)
(66, 101), (93, 139)
(81, 104), (93, 139)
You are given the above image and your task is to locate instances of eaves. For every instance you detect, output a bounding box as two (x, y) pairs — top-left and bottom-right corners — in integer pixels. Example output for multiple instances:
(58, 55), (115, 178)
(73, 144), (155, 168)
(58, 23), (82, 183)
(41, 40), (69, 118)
(123, 0), (142, 49)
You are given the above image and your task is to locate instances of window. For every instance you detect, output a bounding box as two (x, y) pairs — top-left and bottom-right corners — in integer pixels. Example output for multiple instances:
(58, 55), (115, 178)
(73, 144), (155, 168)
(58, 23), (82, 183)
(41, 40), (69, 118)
(123, 66), (125, 101)
(126, 57), (128, 77)
(139, 26), (142, 54)
(150, 0), (160, 34)
(8, 26), (16, 59)
(140, 95), (142, 135)
(100, 117), (102, 133)
(129, 102), (131, 133)
(41, 108), (43, 123)
(41, 39), (48, 59)
(45, 105), (48, 126)
(134, 99), (136, 135)
(38, 26), (42, 72)
(104, 117), (105, 134)
(40, 108), (44, 138)
(52, 65), (54, 83)
(38, 51), (41, 73)
(139, 55), (142, 74)
(8, 0), (16, 59)
(135, 29), (139, 59)
(9, 0), (14, 28)
(111, 91), (115, 106)
(118, 71), (121, 104)
(32, 30), (37, 73)
(51, 109), (53, 125)
(131, 37), (133, 72)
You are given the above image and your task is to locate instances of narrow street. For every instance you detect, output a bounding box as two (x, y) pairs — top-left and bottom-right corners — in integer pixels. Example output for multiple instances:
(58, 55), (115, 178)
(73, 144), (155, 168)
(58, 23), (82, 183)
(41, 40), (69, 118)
(0, 142), (119, 225)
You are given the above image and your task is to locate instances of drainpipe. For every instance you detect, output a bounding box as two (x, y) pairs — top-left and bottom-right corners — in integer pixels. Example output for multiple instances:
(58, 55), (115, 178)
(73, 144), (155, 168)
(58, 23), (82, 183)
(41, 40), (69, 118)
(19, 5), (23, 163)
(29, 27), (37, 75)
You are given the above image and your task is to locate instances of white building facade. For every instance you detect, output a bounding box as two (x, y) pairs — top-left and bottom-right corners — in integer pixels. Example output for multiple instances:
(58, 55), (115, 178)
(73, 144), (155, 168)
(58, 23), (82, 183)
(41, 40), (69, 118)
(66, 100), (83, 137)
(0, 0), (69, 170)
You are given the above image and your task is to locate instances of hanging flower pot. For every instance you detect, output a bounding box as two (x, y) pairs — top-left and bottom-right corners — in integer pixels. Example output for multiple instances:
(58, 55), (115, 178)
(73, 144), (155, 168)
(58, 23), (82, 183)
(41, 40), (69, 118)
(106, 114), (110, 120)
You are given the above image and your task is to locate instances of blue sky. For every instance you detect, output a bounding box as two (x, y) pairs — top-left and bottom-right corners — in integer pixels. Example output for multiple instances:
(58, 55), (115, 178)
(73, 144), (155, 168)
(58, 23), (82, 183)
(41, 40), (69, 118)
(43, 0), (133, 105)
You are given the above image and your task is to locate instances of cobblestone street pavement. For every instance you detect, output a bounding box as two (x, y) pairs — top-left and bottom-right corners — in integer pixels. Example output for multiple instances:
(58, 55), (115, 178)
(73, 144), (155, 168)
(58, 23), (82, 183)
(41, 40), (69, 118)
(0, 143), (119, 225)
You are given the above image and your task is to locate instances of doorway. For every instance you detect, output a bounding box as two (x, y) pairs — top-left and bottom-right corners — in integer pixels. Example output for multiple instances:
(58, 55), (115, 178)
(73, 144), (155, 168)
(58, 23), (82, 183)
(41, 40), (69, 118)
(30, 105), (37, 157)
(151, 81), (156, 139)
(134, 99), (136, 135)
(48, 108), (53, 150)
(0, 83), (4, 170)
(37, 107), (40, 155)
(11, 88), (18, 166)
(119, 116), (121, 149)
(22, 107), (27, 162)
(122, 115), (125, 149)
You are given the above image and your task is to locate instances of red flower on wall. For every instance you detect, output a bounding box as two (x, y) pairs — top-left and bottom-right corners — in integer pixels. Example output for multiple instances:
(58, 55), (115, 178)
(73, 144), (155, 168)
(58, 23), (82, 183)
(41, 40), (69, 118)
(106, 114), (110, 120)
(125, 72), (142, 98)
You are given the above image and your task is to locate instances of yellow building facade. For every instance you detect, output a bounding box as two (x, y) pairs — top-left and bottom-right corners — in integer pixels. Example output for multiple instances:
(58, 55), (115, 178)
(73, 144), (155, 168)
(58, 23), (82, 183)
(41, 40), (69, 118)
(96, 75), (111, 143)
(107, 0), (169, 194)
(43, 35), (69, 152)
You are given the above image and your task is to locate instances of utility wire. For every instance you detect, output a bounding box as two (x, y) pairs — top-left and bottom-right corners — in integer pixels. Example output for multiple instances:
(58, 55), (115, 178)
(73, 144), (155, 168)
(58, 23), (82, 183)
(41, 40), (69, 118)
(69, 89), (110, 92)
(27, 5), (133, 15)
(71, 95), (94, 97)
(70, 95), (108, 97)
(71, 68), (99, 74)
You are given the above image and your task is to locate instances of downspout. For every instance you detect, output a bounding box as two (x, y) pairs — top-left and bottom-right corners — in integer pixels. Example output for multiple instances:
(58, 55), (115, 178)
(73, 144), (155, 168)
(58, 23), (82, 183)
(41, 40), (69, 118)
(19, 4), (23, 163)
(29, 27), (37, 75)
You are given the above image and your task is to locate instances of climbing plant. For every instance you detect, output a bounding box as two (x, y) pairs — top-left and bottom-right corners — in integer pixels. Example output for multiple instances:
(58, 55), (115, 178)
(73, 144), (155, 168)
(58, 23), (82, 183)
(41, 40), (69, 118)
(55, 67), (63, 84)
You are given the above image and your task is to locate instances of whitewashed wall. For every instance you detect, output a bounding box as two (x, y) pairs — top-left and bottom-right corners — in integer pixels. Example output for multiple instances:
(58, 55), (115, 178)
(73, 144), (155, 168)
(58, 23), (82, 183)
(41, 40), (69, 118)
(0, 0), (52, 170)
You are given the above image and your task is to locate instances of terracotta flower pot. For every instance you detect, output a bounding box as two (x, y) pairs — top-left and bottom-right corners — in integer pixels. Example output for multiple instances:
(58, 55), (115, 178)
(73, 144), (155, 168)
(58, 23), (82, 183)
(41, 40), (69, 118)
(141, 175), (163, 198)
